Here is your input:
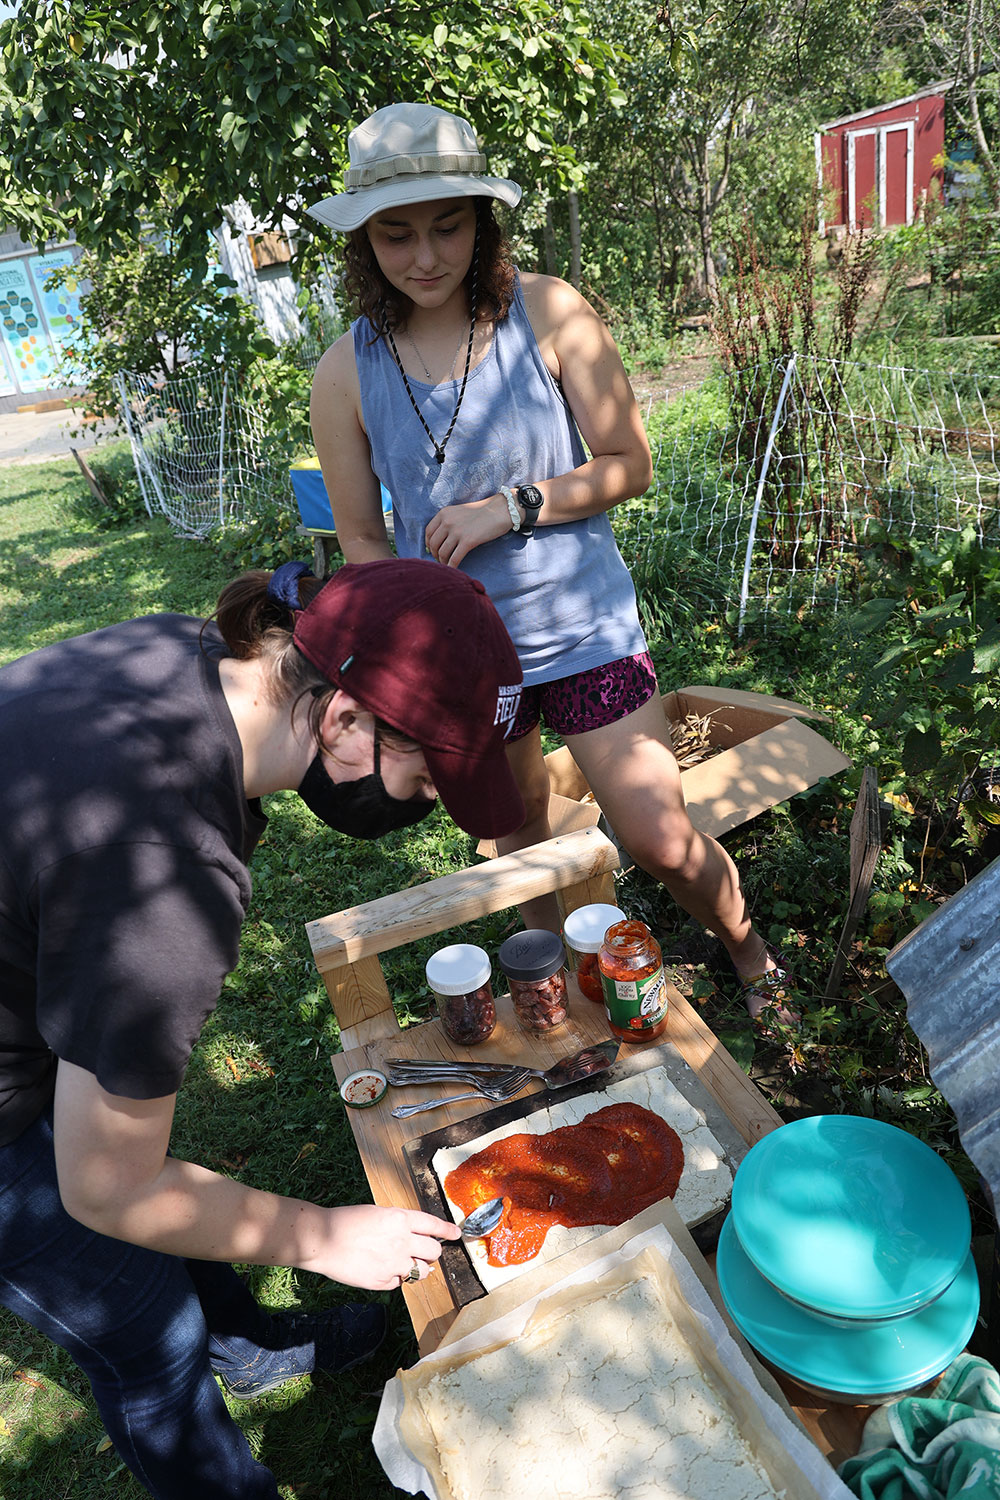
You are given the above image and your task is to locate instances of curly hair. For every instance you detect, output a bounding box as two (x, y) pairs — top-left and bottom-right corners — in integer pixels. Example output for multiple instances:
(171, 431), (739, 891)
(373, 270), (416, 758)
(342, 198), (516, 333)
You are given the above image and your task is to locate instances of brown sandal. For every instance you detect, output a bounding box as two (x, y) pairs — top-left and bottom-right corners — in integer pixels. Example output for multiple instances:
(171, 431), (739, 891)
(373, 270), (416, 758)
(740, 960), (801, 1029)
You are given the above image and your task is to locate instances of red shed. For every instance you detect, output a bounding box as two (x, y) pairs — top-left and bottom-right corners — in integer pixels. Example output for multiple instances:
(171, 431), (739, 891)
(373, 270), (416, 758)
(816, 81), (951, 233)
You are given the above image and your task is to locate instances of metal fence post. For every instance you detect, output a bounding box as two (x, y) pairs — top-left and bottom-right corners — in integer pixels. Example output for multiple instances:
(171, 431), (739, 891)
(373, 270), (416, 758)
(218, 371), (229, 529)
(737, 352), (798, 639)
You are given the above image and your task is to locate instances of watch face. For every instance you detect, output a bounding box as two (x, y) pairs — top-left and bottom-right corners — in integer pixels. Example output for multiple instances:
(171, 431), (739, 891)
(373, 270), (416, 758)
(517, 485), (543, 511)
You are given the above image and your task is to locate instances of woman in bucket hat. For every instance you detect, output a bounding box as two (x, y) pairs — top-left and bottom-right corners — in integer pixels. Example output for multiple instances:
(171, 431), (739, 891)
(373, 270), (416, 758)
(0, 558), (523, 1499)
(308, 102), (795, 1024)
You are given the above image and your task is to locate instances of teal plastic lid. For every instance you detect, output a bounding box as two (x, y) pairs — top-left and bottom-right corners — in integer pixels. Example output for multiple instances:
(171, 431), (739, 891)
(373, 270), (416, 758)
(717, 1214), (980, 1399)
(731, 1115), (971, 1318)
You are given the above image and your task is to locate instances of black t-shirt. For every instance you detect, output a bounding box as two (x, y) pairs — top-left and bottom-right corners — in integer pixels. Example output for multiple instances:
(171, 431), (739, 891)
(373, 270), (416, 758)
(0, 614), (267, 1145)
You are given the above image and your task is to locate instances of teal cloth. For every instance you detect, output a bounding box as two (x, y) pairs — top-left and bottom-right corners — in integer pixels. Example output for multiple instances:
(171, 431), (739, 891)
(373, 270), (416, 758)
(838, 1354), (1000, 1499)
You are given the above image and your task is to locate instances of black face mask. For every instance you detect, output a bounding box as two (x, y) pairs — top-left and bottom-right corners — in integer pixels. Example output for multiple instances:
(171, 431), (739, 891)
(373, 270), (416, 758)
(296, 737), (436, 839)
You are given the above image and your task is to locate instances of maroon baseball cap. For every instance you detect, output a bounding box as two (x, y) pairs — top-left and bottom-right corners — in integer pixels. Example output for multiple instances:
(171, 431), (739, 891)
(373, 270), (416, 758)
(293, 560), (525, 839)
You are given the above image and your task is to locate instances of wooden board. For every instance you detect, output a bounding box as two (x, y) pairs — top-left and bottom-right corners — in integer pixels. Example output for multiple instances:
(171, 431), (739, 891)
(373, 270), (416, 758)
(330, 981), (873, 1467)
(331, 977), (782, 1352)
(403, 1036), (749, 1309)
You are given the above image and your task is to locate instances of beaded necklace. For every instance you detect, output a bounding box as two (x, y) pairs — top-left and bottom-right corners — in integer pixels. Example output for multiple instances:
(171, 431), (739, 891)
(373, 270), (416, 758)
(383, 221), (480, 466)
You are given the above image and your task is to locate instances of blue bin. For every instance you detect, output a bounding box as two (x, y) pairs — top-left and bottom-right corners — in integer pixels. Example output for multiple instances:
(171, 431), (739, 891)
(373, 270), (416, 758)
(289, 463), (392, 530)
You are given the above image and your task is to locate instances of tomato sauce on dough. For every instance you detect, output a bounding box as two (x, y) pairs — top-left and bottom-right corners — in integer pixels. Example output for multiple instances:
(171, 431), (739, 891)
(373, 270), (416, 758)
(444, 1102), (684, 1266)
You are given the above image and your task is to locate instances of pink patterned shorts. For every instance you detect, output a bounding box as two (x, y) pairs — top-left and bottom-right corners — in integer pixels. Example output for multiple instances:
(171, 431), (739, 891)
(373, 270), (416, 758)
(508, 651), (658, 741)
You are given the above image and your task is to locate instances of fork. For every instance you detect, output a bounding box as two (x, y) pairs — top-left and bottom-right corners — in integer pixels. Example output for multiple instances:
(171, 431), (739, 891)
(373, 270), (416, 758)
(385, 1065), (525, 1089)
(389, 1071), (530, 1118)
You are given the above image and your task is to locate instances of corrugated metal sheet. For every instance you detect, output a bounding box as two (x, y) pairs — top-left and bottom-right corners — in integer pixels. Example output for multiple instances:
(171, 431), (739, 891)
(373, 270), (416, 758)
(886, 857), (1000, 1213)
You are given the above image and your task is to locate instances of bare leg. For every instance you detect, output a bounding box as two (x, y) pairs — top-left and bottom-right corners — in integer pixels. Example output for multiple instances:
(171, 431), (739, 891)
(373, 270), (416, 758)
(494, 726), (563, 933)
(565, 693), (787, 1016)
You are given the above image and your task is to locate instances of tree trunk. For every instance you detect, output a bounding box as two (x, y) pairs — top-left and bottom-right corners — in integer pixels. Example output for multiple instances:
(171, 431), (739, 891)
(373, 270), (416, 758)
(568, 190), (581, 289)
(543, 200), (558, 276)
(961, 0), (1000, 213)
(696, 141), (718, 304)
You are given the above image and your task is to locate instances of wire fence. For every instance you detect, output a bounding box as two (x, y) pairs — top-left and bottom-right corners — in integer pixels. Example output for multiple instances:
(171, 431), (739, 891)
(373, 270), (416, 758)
(118, 369), (279, 540)
(119, 355), (1000, 617)
(630, 354), (1000, 631)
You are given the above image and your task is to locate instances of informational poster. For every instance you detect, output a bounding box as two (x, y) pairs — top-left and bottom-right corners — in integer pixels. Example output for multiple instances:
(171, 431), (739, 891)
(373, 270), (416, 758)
(0, 259), (59, 392)
(29, 248), (84, 374)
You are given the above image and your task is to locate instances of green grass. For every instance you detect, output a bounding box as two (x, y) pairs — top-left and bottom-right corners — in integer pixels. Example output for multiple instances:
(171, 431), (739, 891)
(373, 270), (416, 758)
(0, 440), (988, 1496)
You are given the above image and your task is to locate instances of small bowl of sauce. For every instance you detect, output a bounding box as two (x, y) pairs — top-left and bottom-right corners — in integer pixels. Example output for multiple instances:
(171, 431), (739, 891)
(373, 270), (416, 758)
(339, 1068), (388, 1109)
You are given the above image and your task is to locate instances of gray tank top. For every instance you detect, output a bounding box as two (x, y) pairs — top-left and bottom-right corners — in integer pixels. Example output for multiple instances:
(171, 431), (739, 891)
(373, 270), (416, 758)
(352, 275), (646, 686)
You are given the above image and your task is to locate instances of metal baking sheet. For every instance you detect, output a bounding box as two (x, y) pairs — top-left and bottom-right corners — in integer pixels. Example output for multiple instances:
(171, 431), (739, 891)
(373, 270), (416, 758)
(404, 1037), (749, 1309)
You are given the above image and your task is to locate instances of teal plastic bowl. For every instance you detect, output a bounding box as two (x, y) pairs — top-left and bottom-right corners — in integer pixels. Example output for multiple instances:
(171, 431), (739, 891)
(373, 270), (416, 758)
(730, 1115), (971, 1320)
(716, 1213), (980, 1404)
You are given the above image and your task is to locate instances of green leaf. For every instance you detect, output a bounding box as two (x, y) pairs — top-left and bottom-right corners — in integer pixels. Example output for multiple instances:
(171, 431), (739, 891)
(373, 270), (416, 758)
(851, 597), (897, 635)
(915, 594), (967, 625)
(939, 648), (976, 691)
(717, 1027), (754, 1072)
(974, 625), (1000, 675)
(432, 22), (448, 45)
(964, 795), (1000, 827)
(871, 640), (918, 678)
(901, 723), (943, 776)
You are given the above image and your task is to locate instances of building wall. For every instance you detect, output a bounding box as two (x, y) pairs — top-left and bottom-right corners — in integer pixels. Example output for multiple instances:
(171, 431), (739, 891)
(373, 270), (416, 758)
(0, 227), (88, 409)
(820, 90), (947, 231)
(0, 209), (333, 411)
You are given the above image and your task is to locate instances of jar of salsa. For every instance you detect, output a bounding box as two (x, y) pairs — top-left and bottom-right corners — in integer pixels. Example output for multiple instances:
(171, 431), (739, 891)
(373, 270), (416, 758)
(561, 903), (627, 1004)
(598, 920), (669, 1043)
(426, 944), (496, 1046)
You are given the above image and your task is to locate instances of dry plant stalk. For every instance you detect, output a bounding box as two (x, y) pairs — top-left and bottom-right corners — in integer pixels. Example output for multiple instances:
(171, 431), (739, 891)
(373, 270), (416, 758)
(669, 712), (728, 769)
(575, 712), (726, 807)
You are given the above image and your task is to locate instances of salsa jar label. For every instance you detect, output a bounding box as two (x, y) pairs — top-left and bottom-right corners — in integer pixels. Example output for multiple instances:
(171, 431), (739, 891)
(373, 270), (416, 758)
(601, 966), (667, 1032)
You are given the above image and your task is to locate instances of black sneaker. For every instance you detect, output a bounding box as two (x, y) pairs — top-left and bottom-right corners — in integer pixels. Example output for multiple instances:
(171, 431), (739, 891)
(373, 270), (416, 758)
(219, 1303), (387, 1400)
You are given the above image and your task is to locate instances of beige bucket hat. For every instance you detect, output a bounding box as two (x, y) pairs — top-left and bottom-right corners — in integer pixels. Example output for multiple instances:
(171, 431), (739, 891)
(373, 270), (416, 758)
(308, 103), (522, 233)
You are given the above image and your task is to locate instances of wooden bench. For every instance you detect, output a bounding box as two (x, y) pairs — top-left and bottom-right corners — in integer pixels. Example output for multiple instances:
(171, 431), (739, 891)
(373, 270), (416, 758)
(306, 824), (868, 1464)
(294, 513), (396, 579)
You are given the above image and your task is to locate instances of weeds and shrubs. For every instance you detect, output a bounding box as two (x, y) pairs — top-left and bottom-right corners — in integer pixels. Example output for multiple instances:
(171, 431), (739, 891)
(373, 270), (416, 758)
(608, 477), (993, 1213)
(67, 441), (147, 531)
(883, 198), (1000, 342)
(46, 236), (277, 431)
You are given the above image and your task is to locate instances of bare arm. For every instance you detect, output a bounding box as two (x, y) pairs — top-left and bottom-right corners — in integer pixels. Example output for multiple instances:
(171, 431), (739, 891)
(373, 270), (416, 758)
(53, 1060), (458, 1290)
(310, 334), (394, 564)
(426, 273), (653, 567)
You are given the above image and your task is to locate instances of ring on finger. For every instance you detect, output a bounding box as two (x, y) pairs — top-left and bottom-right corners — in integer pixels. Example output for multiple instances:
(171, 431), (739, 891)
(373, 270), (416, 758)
(404, 1258), (421, 1283)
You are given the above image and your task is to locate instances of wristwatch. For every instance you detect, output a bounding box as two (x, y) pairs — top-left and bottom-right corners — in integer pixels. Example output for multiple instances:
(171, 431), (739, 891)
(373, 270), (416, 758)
(515, 484), (544, 537)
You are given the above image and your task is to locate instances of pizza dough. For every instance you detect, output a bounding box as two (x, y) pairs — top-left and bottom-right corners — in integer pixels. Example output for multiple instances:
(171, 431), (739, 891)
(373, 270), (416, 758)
(399, 1267), (785, 1500)
(432, 1065), (733, 1291)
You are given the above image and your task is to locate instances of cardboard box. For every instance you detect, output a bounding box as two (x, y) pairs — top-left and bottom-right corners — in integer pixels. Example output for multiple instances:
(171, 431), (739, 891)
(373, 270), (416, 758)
(479, 685), (852, 858)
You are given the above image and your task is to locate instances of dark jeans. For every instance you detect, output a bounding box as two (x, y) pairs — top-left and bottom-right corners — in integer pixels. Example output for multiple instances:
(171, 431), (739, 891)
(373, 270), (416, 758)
(0, 1107), (283, 1499)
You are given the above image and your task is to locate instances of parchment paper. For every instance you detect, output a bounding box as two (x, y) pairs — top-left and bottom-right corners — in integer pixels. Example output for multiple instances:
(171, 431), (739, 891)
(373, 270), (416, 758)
(373, 1220), (854, 1500)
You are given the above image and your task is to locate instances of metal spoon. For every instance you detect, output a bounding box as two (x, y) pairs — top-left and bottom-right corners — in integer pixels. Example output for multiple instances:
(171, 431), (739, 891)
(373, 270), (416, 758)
(459, 1198), (504, 1239)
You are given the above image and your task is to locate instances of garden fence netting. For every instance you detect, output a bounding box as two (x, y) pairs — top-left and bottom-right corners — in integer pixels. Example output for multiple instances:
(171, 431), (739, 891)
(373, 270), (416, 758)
(119, 355), (1000, 622)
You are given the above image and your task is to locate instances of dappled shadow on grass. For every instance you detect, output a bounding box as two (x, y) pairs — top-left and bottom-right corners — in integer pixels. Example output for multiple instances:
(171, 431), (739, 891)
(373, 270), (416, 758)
(0, 514), (232, 664)
(0, 1302), (409, 1500)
